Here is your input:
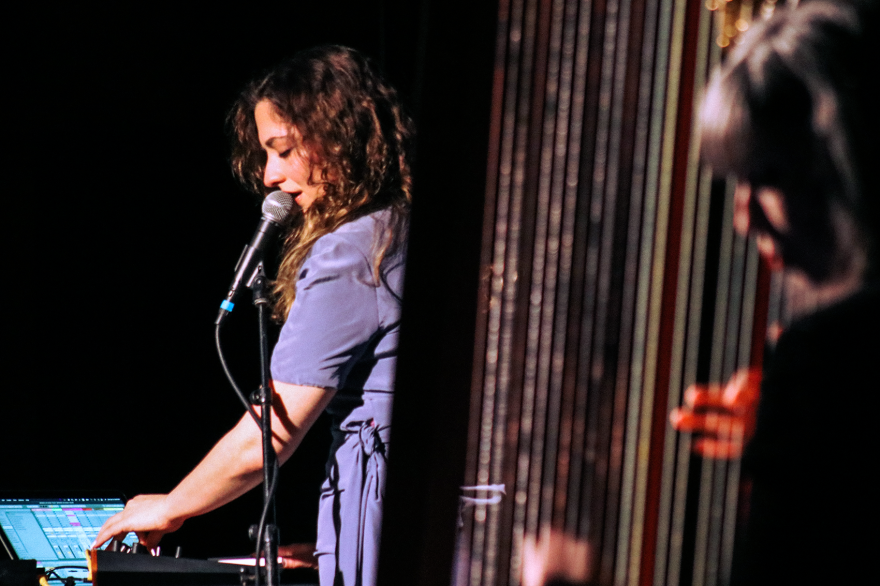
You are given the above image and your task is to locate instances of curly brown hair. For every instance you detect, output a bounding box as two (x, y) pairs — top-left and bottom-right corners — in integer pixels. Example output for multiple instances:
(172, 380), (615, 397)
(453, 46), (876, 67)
(229, 45), (414, 320)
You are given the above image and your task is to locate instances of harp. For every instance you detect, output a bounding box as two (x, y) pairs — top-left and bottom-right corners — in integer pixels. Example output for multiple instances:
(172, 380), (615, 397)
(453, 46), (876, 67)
(451, 1), (800, 585)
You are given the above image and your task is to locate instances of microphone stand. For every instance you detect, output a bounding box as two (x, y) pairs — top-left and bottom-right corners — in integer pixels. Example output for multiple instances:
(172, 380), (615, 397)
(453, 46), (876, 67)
(252, 265), (280, 586)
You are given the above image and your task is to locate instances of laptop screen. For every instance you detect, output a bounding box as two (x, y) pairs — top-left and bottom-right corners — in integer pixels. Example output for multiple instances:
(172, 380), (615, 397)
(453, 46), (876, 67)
(0, 494), (138, 581)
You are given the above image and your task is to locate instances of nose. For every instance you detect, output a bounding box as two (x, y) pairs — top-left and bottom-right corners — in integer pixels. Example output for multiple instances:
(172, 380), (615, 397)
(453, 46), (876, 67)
(263, 154), (285, 188)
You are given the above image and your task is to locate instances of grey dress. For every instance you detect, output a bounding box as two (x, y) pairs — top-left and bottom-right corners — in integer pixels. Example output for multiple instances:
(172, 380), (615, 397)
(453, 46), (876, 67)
(270, 209), (404, 586)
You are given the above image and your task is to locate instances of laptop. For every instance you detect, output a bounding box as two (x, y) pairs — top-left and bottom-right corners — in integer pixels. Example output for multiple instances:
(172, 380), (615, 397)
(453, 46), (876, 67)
(0, 491), (138, 582)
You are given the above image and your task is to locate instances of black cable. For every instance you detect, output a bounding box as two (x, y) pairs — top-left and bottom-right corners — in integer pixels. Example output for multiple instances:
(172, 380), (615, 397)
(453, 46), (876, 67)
(253, 459), (280, 586)
(43, 571), (71, 585)
(216, 321), (281, 584)
(215, 324), (261, 427)
(43, 566), (88, 584)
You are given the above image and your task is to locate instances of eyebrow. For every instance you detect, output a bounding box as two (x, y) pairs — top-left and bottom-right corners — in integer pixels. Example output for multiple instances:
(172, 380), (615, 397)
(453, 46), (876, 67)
(264, 135), (294, 149)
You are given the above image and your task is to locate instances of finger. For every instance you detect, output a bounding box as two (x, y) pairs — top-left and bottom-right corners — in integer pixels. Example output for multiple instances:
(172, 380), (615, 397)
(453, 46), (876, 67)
(277, 543), (316, 556)
(93, 513), (123, 549)
(92, 528), (111, 549)
(724, 368), (762, 408)
(684, 384), (725, 408)
(693, 437), (745, 459)
(670, 411), (744, 436)
(670, 408), (690, 429)
(277, 543), (318, 570)
(670, 407), (711, 430)
(280, 556), (318, 570)
(138, 531), (164, 550)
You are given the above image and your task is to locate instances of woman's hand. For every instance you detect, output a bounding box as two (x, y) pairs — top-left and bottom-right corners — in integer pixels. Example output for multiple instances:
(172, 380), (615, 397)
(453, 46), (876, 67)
(669, 368), (761, 459)
(277, 543), (319, 570)
(92, 494), (185, 551)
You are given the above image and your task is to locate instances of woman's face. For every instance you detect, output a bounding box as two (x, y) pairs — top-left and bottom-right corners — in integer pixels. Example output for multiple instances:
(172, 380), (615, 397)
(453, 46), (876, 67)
(255, 100), (323, 210)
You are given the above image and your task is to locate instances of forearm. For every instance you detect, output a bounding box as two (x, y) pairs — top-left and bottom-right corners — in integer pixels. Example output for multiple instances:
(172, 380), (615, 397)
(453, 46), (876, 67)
(91, 416), (267, 549)
(94, 383), (333, 548)
(155, 383), (334, 525)
(163, 414), (267, 523)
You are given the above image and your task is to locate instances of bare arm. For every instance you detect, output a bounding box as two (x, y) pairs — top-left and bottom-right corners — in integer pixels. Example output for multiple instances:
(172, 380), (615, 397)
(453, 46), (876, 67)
(94, 381), (335, 549)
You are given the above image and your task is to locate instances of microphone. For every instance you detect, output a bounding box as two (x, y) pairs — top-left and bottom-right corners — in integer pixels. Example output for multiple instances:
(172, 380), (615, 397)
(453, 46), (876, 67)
(215, 190), (294, 325)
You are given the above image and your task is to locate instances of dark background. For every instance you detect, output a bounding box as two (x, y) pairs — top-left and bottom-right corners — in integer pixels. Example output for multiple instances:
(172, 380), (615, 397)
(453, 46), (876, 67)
(3, 0), (497, 568)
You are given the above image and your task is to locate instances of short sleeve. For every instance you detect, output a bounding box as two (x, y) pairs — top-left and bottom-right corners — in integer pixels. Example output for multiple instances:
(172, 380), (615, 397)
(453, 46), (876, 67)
(270, 233), (379, 389)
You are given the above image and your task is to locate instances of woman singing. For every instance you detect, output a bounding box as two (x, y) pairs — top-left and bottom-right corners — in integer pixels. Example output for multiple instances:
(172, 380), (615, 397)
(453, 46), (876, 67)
(95, 45), (413, 586)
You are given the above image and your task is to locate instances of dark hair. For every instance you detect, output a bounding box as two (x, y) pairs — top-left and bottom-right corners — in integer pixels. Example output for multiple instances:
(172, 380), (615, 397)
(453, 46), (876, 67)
(229, 45), (414, 320)
(699, 0), (880, 281)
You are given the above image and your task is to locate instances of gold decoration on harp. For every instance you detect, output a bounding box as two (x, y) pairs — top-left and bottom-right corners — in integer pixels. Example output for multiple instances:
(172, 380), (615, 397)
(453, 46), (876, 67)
(705, 0), (781, 48)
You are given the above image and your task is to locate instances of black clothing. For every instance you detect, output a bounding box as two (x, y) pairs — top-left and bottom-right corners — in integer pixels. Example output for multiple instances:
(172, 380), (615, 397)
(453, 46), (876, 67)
(733, 285), (880, 585)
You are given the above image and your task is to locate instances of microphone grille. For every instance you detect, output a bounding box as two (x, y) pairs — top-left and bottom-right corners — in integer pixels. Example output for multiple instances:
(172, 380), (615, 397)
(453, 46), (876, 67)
(262, 190), (294, 223)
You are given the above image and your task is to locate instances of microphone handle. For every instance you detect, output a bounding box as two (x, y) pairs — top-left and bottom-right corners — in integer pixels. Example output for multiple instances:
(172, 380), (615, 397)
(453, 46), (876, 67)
(215, 217), (281, 325)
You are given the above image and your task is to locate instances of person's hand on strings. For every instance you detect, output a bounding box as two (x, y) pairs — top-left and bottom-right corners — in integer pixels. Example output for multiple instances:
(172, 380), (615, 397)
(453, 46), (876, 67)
(670, 367), (761, 459)
(522, 527), (592, 586)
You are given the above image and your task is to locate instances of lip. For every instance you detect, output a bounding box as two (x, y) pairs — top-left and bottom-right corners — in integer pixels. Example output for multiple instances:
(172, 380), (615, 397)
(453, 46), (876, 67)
(280, 190), (302, 204)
